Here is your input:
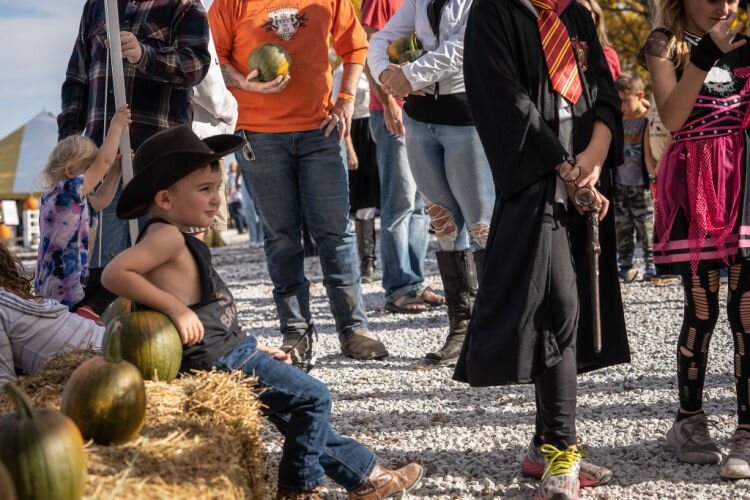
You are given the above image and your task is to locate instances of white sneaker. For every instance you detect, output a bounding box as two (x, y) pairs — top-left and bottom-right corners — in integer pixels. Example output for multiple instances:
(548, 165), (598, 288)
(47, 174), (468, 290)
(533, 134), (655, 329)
(666, 412), (722, 464)
(720, 430), (750, 479)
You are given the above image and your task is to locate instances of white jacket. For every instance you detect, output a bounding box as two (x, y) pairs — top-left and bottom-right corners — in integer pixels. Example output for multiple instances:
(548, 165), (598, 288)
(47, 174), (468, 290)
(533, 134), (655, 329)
(192, 8), (238, 138)
(367, 0), (472, 95)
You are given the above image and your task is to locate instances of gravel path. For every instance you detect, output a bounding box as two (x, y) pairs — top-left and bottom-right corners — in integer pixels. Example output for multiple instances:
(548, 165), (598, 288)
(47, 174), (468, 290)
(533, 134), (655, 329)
(217, 231), (748, 498)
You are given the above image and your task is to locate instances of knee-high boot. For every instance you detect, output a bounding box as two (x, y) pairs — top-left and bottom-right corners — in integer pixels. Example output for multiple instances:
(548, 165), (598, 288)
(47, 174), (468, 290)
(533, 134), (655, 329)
(426, 250), (475, 365)
(355, 218), (376, 283)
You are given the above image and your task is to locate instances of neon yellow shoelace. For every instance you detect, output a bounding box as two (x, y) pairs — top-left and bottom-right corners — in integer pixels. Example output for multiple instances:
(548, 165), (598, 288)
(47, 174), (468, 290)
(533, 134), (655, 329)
(538, 444), (582, 480)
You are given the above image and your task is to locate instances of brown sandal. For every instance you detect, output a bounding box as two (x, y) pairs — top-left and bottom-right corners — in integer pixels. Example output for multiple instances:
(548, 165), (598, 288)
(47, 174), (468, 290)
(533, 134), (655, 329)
(384, 293), (431, 314)
(418, 287), (446, 307)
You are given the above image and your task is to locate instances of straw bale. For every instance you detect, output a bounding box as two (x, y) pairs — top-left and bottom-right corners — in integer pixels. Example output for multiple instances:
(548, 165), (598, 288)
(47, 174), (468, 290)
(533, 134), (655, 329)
(0, 350), (268, 499)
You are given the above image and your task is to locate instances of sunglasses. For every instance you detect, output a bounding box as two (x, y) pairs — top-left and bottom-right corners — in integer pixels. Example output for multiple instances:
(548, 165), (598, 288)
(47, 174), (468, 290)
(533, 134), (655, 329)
(240, 130), (255, 161)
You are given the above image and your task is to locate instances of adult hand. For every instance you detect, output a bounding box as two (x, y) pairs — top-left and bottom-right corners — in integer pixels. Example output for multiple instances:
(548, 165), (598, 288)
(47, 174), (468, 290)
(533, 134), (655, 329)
(242, 69), (291, 94)
(381, 64), (413, 98)
(319, 99), (353, 141)
(120, 31), (143, 64)
(168, 305), (205, 346)
(384, 99), (406, 137)
(708, 11), (746, 53)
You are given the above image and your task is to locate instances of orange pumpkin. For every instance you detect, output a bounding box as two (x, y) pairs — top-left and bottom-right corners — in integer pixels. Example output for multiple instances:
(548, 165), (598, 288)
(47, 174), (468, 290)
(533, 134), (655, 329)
(23, 196), (39, 211)
(0, 225), (11, 240)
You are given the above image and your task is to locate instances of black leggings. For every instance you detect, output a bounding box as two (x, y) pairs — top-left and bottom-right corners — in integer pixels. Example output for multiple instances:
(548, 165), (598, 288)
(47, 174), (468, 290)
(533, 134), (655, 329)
(678, 264), (750, 425)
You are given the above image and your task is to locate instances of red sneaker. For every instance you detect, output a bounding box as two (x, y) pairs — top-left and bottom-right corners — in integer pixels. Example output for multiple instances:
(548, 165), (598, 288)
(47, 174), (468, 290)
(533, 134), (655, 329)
(521, 440), (612, 488)
(75, 305), (104, 326)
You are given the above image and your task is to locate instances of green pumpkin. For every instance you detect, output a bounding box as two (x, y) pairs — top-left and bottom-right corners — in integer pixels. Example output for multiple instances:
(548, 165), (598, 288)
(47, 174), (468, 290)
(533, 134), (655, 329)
(247, 43), (292, 83)
(100, 297), (133, 327)
(0, 384), (86, 500)
(61, 320), (146, 445)
(106, 311), (183, 382)
(387, 33), (424, 64)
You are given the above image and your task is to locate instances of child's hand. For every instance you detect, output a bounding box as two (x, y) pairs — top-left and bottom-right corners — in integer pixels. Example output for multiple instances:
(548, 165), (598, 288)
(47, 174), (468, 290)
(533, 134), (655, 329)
(257, 343), (293, 364)
(168, 306), (204, 346)
(111, 105), (132, 129)
(709, 12), (746, 54)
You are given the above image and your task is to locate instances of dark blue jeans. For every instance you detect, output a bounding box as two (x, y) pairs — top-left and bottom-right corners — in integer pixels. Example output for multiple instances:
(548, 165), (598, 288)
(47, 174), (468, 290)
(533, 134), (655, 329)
(235, 128), (369, 340)
(213, 336), (376, 491)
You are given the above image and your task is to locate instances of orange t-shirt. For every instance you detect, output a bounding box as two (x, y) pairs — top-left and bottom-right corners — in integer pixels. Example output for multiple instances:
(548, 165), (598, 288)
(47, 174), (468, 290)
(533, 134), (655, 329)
(209, 0), (368, 133)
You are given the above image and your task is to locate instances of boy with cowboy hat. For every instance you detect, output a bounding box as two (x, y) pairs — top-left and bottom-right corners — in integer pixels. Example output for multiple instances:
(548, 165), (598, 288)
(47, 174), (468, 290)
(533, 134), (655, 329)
(101, 125), (422, 500)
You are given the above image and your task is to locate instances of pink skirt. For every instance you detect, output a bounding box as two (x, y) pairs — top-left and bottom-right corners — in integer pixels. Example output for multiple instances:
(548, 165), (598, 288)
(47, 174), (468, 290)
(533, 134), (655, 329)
(654, 130), (747, 276)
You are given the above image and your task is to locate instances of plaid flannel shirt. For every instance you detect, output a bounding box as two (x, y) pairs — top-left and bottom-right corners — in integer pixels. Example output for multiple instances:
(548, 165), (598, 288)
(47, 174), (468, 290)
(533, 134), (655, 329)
(58, 0), (211, 148)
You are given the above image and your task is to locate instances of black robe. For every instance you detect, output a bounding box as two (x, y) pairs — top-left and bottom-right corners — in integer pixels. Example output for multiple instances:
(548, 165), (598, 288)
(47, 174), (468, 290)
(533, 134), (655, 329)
(453, 0), (630, 386)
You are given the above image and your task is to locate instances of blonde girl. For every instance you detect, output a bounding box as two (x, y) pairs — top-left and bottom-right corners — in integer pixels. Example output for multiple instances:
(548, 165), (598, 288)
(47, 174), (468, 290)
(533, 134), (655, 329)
(644, 0), (750, 479)
(35, 105), (130, 314)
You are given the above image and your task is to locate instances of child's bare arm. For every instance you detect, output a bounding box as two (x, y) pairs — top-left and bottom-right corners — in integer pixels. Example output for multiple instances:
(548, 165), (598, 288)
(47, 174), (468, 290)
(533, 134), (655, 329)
(101, 224), (204, 346)
(82, 105), (131, 196)
(89, 159), (122, 212)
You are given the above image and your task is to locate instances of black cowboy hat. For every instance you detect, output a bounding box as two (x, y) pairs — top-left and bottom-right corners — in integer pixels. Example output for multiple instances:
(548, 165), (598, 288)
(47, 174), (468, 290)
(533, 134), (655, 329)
(117, 125), (246, 219)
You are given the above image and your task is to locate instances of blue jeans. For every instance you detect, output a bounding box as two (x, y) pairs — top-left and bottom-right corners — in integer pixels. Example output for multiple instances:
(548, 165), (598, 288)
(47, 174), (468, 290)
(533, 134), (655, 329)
(235, 128), (369, 340)
(213, 336), (376, 491)
(240, 184), (264, 244)
(403, 114), (495, 251)
(369, 111), (430, 301)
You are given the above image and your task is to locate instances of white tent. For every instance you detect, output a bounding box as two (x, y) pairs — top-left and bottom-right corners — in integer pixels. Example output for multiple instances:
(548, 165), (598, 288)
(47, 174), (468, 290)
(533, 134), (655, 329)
(0, 111), (57, 198)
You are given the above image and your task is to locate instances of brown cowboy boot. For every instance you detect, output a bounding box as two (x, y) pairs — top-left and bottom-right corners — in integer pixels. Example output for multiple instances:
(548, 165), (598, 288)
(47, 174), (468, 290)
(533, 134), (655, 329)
(349, 463), (423, 499)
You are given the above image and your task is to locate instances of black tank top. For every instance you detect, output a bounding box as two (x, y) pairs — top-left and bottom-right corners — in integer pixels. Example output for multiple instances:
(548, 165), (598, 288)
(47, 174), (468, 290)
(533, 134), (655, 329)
(135, 218), (244, 371)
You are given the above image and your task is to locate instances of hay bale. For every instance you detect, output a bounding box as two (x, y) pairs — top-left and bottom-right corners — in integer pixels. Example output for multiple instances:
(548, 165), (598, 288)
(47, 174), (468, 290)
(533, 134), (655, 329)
(0, 350), (268, 499)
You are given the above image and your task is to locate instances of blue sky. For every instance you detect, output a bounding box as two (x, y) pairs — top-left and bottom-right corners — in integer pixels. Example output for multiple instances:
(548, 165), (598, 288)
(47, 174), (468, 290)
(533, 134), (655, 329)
(0, 0), (85, 139)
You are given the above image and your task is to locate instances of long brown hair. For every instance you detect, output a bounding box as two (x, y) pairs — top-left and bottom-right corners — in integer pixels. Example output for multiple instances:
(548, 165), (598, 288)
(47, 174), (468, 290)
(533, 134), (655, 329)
(0, 241), (34, 300)
(580, 0), (611, 47)
(652, 0), (691, 69)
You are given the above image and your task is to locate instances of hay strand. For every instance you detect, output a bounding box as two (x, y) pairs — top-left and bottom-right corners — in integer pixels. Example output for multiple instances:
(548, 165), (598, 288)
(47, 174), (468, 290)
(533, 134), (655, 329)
(0, 350), (267, 499)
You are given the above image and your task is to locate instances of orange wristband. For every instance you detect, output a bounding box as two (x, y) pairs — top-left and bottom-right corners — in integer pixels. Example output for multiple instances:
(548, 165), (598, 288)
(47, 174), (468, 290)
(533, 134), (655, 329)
(337, 92), (355, 102)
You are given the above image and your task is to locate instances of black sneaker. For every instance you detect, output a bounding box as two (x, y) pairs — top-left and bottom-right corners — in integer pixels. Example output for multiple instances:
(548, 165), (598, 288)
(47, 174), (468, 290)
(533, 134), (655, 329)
(281, 323), (318, 372)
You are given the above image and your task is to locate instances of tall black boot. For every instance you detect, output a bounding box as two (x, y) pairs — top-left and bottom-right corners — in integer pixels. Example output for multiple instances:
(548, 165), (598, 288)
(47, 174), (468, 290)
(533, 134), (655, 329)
(425, 250), (474, 365)
(355, 218), (376, 283)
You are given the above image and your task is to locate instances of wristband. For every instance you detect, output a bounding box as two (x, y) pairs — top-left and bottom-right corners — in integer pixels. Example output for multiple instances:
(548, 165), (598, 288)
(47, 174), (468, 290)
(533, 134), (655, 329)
(690, 34), (723, 72)
(337, 92), (355, 102)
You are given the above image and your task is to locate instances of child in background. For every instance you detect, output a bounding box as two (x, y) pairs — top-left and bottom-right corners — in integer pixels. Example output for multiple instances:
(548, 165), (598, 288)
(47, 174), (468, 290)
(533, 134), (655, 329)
(35, 105), (130, 318)
(0, 241), (103, 383)
(102, 126), (423, 499)
(643, 0), (750, 479)
(614, 72), (657, 282)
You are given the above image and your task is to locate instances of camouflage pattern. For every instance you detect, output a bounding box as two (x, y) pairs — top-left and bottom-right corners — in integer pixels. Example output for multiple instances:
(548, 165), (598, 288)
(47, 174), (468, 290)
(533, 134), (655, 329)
(614, 183), (654, 267)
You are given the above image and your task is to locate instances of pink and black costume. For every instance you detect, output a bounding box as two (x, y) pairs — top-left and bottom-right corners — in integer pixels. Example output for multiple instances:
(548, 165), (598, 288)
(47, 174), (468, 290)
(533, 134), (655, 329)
(643, 28), (750, 424)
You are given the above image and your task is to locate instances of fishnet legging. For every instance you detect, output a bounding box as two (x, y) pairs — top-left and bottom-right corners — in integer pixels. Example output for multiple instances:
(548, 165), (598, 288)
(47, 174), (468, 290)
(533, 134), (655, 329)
(679, 265), (750, 424)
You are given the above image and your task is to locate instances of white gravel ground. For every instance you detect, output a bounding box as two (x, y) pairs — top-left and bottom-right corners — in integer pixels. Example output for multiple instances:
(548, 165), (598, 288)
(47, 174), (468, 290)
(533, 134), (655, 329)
(215, 230), (748, 498)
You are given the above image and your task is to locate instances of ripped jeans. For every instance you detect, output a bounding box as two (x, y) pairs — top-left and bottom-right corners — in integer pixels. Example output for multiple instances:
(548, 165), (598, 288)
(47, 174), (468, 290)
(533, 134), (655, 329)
(403, 114), (495, 251)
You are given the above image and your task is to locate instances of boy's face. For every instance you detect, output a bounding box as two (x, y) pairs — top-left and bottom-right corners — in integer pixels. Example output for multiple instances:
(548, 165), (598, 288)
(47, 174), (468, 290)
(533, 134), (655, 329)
(161, 165), (222, 229)
(618, 91), (644, 115)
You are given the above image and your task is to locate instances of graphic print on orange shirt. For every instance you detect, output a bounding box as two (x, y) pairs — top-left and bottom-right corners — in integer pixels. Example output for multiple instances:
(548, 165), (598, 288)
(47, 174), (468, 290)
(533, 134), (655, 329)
(262, 3), (309, 41)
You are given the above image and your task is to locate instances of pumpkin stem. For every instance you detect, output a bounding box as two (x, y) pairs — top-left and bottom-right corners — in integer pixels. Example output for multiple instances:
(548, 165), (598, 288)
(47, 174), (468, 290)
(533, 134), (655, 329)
(104, 320), (124, 362)
(3, 383), (35, 420)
